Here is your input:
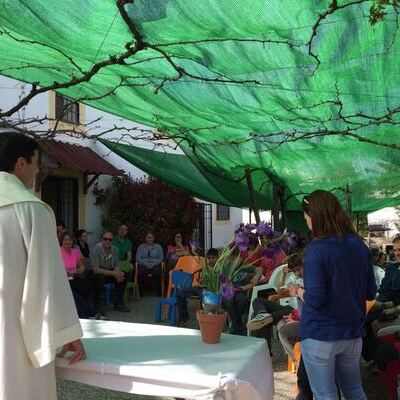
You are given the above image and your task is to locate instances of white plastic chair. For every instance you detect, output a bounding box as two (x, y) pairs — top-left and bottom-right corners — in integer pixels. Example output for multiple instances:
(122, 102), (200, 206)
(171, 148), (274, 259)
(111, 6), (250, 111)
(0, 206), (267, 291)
(247, 264), (301, 336)
(247, 283), (275, 336)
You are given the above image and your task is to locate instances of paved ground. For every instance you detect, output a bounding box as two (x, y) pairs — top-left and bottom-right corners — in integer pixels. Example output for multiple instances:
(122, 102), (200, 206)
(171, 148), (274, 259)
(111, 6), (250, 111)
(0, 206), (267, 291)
(57, 294), (388, 399)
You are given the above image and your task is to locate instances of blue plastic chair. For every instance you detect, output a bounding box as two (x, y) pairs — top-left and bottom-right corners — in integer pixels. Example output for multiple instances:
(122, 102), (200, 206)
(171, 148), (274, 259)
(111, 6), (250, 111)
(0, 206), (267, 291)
(154, 270), (193, 326)
(104, 283), (114, 306)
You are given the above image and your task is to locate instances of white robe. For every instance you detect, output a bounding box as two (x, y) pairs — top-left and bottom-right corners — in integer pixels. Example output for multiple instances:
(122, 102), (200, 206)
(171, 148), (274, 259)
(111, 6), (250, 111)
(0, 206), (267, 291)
(0, 172), (82, 400)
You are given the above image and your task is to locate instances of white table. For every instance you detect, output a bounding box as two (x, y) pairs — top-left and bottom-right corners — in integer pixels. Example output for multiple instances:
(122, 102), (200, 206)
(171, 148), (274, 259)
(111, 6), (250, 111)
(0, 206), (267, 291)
(56, 319), (273, 400)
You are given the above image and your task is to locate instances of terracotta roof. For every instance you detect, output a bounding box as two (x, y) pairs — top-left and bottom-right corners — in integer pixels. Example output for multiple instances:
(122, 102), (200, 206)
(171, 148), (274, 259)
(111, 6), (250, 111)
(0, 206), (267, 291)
(39, 139), (122, 176)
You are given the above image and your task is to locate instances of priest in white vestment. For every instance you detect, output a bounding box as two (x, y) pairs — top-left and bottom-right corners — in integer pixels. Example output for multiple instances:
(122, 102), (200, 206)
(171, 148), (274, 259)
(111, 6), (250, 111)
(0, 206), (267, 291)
(0, 132), (85, 400)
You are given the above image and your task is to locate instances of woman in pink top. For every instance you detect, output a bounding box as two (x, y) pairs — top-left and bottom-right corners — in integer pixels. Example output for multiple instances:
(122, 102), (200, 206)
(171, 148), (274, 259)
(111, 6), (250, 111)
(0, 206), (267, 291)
(61, 233), (84, 274)
(60, 232), (88, 298)
(166, 232), (190, 269)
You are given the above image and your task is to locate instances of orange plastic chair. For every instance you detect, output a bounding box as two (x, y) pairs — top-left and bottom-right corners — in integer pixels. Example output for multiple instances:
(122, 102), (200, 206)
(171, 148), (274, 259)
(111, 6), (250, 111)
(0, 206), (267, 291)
(288, 342), (302, 373)
(366, 299), (375, 314)
(166, 256), (205, 298)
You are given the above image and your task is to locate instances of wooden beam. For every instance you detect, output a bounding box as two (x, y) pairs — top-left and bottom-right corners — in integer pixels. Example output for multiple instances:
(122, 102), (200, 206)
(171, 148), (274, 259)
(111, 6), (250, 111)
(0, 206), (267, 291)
(84, 174), (100, 194)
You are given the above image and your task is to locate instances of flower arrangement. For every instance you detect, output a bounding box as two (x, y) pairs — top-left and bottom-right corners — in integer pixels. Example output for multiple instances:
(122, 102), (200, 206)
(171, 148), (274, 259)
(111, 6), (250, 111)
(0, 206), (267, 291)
(200, 221), (298, 312)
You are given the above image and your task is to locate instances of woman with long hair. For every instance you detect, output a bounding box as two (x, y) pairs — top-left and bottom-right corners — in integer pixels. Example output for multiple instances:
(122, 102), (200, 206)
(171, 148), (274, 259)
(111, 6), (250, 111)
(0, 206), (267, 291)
(289, 190), (376, 399)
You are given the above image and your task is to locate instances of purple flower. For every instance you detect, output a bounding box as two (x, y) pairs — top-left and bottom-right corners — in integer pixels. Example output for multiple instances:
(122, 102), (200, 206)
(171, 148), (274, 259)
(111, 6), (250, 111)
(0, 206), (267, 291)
(235, 231), (249, 252)
(256, 221), (273, 236)
(221, 282), (236, 300)
(262, 247), (276, 259)
(248, 234), (259, 248)
(220, 274), (228, 285)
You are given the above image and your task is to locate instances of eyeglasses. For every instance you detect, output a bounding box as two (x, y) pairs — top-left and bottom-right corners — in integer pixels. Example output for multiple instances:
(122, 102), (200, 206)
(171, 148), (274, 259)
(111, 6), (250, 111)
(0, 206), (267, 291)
(102, 237), (113, 242)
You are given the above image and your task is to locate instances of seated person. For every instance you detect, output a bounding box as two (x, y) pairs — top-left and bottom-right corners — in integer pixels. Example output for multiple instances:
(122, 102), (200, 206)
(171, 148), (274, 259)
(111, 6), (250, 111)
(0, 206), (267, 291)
(376, 235), (400, 305)
(370, 247), (386, 289)
(166, 232), (190, 270)
(75, 228), (90, 269)
(363, 327), (400, 362)
(60, 232), (94, 319)
(246, 254), (304, 352)
(224, 248), (264, 335)
(240, 236), (263, 266)
(113, 223), (133, 271)
(136, 231), (164, 295)
(177, 248), (219, 326)
(366, 236), (400, 334)
(90, 231), (130, 317)
(261, 248), (287, 282)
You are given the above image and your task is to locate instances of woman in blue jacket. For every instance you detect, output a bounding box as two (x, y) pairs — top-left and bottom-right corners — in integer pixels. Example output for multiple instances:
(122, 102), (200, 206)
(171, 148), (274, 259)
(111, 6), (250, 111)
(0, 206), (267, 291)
(289, 190), (377, 400)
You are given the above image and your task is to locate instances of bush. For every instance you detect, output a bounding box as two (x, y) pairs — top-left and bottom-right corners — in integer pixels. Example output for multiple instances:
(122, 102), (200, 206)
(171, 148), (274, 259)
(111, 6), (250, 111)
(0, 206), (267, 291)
(93, 175), (199, 252)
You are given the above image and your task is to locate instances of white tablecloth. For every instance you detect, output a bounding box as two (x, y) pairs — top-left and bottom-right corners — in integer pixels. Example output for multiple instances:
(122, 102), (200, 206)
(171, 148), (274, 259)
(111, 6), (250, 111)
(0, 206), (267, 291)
(56, 319), (273, 400)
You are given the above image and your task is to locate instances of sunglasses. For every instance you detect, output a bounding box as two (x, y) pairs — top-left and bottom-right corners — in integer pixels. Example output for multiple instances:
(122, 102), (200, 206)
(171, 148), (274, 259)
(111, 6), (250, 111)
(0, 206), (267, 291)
(102, 237), (113, 242)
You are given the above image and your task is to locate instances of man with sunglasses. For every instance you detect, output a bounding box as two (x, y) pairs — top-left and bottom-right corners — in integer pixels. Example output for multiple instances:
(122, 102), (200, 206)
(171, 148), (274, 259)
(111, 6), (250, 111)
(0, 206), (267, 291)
(90, 231), (130, 318)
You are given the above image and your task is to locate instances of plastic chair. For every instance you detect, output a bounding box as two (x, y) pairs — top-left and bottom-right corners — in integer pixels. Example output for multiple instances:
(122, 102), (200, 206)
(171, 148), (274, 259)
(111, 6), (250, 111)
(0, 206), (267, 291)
(288, 342), (302, 373)
(268, 264), (299, 309)
(134, 260), (165, 298)
(247, 283), (275, 336)
(104, 283), (114, 306)
(154, 270), (193, 326)
(118, 260), (139, 303)
(166, 256), (204, 298)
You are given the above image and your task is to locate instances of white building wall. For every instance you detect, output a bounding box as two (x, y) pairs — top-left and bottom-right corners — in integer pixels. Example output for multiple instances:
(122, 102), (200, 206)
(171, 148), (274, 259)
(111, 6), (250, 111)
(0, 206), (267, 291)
(211, 204), (243, 248)
(0, 76), (245, 244)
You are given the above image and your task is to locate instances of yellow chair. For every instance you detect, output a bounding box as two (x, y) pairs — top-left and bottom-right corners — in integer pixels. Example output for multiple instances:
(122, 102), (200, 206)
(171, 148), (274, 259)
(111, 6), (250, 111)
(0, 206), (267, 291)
(118, 261), (139, 303)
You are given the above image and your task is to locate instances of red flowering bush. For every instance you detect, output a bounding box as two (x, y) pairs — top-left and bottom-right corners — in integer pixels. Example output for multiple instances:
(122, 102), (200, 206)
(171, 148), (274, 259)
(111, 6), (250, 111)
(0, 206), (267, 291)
(93, 175), (199, 251)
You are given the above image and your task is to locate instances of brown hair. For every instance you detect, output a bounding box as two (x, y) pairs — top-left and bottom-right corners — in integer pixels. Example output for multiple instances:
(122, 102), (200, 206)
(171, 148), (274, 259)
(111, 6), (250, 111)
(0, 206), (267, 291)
(393, 235), (400, 245)
(302, 190), (356, 238)
(59, 231), (74, 247)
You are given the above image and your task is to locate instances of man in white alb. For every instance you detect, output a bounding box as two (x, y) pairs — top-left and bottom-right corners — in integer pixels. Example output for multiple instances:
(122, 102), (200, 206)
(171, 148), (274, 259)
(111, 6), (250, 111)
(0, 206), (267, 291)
(0, 131), (85, 400)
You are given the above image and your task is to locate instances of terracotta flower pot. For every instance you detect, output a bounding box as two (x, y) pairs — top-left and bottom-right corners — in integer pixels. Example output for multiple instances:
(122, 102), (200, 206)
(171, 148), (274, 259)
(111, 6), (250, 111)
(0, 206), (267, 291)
(196, 310), (227, 344)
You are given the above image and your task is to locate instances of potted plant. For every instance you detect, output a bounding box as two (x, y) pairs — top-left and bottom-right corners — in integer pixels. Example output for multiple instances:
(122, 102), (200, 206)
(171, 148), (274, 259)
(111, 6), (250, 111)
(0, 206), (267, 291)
(196, 221), (297, 344)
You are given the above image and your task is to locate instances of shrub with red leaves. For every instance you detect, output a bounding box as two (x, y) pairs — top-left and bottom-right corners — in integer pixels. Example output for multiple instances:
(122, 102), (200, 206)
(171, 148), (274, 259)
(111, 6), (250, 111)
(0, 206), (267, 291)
(93, 175), (199, 253)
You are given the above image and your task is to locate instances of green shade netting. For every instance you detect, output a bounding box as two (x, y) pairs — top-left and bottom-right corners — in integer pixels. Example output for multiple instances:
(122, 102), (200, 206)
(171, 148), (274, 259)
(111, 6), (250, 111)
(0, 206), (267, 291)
(0, 1), (400, 211)
(101, 139), (272, 208)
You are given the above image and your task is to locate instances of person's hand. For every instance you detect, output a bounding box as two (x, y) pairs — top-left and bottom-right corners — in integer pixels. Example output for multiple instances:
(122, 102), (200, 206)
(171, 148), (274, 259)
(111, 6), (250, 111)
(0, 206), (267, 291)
(57, 339), (86, 365)
(113, 269), (124, 282)
(384, 301), (395, 309)
(287, 284), (301, 297)
(383, 305), (400, 316)
(277, 288), (290, 298)
(283, 315), (294, 324)
(76, 264), (85, 274)
(240, 283), (253, 291)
